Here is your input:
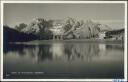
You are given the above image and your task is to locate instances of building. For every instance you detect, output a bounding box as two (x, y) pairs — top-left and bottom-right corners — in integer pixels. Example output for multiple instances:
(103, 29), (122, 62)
(98, 31), (106, 39)
(98, 28), (124, 40)
(49, 24), (64, 40)
(106, 28), (124, 40)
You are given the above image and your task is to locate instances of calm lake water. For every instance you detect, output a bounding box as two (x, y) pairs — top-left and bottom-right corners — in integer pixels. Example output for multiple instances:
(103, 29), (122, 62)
(3, 41), (124, 79)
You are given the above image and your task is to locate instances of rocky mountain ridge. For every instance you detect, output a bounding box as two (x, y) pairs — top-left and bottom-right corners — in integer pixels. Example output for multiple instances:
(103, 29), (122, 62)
(14, 17), (112, 39)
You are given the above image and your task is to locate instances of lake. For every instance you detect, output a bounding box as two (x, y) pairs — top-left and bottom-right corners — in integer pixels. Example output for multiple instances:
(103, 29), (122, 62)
(3, 41), (124, 79)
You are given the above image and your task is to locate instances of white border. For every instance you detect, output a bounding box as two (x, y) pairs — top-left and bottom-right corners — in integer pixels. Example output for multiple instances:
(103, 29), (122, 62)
(0, 1), (127, 81)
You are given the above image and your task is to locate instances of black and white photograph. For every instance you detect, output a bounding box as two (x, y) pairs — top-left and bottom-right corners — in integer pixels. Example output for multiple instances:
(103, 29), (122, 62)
(0, 1), (127, 81)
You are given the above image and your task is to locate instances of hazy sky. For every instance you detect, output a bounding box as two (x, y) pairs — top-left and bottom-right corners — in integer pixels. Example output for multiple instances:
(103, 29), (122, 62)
(4, 3), (125, 29)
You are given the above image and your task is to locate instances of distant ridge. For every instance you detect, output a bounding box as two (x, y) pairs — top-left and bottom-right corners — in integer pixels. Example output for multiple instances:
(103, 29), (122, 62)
(4, 17), (123, 42)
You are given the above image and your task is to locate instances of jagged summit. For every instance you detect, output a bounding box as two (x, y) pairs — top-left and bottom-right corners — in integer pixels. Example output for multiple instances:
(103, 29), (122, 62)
(14, 17), (112, 39)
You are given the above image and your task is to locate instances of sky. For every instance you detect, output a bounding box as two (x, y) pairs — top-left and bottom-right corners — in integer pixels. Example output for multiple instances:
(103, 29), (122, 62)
(4, 3), (125, 29)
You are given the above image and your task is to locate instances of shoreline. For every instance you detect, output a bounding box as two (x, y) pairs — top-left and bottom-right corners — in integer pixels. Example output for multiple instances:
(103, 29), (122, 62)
(9, 39), (124, 45)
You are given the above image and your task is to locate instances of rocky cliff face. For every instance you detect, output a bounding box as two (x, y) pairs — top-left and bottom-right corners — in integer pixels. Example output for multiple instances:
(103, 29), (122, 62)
(62, 18), (111, 39)
(14, 17), (112, 39)
(21, 18), (53, 40)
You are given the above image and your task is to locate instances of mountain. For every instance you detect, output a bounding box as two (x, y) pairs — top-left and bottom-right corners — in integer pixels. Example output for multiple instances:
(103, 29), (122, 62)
(21, 18), (47, 34)
(14, 17), (112, 39)
(63, 19), (111, 39)
(20, 18), (53, 40)
(71, 20), (100, 39)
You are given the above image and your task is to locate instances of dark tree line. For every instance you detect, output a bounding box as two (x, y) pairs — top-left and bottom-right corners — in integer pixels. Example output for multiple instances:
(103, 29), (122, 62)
(4, 25), (38, 43)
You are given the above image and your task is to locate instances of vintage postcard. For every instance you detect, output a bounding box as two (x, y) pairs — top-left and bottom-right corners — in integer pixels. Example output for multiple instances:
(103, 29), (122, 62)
(0, 1), (127, 82)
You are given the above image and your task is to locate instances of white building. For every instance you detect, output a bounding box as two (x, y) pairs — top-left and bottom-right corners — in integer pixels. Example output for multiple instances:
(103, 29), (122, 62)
(98, 31), (106, 39)
(49, 24), (64, 40)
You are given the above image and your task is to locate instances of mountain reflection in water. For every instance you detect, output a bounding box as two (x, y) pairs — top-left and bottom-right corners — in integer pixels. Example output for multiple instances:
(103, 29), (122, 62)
(3, 42), (124, 79)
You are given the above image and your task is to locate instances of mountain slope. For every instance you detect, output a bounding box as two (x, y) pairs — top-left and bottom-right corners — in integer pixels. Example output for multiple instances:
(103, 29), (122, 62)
(4, 25), (38, 43)
(14, 17), (112, 39)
